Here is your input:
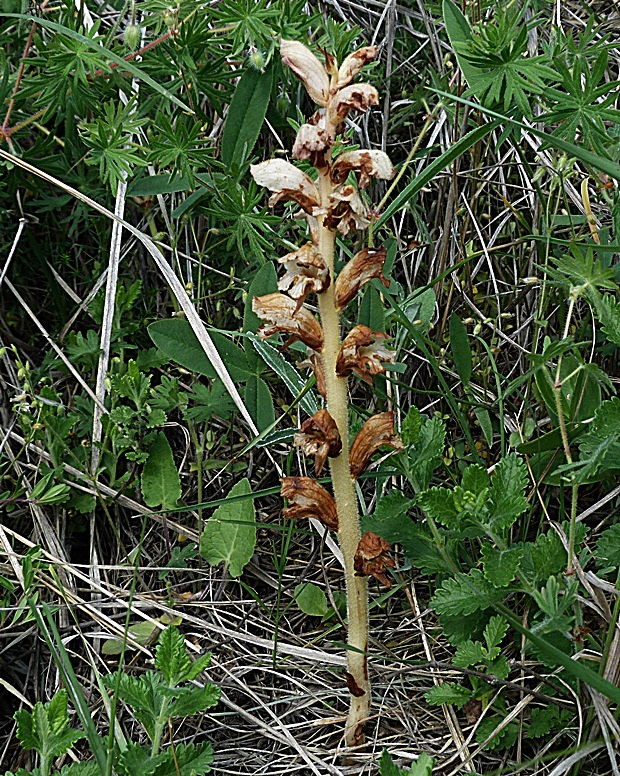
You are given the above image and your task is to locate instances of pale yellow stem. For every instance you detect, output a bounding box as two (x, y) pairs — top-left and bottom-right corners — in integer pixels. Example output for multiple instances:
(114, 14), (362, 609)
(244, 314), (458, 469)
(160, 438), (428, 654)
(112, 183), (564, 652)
(316, 169), (370, 748)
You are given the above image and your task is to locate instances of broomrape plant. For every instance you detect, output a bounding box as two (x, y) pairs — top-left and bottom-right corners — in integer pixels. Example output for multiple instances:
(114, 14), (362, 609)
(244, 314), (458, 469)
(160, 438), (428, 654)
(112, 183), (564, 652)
(250, 39), (401, 747)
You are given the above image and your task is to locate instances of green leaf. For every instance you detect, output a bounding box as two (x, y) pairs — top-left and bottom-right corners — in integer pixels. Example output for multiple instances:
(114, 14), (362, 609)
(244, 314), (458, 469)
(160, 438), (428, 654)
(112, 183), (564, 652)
(184, 380), (235, 423)
(480, 543), (522, 587)
(248, 333), (318, 416)
(401, 406), (422, 446)
(244, 375), (275, 432)
(221, 63), (273, 167)
(148, 319), (252, 383)
(167, 684), (220, 717)
(153, 742), (214, 776)
(294, 583), (328, 617)
(484, 615), (509, 651)
(15, 690), (83, 762)
(379, 749), (435, 776)
(475, 407), (494, 448)
(407, 414), (446, 492)
(488, 453), (529, 529)
(476, 717), (519, 751)
(453, 639), (492, 668)
(573, 396), (620, 479)
(155, 626), (194, 686)
(105, 671), (164, 738)
(442, 0), (486, 90)
(358, 284), (385, 332)
(417, 487), (459, 528)
(431, 569), (501, 617)
(449, 312), (472, 386)
(424, 682), (471, 708)
(141, 433), (181, 511)
(200, 478), (256, 577)
(117, 742), (166, 776)
(58, 762), (102, 776)
(596, 524), (620, 568)
(528, 706), (571, 739)
(128, 174), (193, 197)
(598, 295), (620, 347)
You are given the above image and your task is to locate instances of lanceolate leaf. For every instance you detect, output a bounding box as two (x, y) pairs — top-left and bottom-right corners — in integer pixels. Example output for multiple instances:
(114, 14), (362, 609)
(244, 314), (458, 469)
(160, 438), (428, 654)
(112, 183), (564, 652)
(244, 374), (275, 432)
(200, 478), (256, 577)
(222, 62), (274, 167)
(449, 312), (472, 387)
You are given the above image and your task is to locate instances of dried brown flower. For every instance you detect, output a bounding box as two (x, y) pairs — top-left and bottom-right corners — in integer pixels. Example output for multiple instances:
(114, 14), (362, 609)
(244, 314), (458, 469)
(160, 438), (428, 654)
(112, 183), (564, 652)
(250, 159), (320, 214)
(349, 411), (404, 479)
(331, 150), (395, 189)
(277, 243), (329, 312)
(354, 531), (395, 587)
(280, 39), (330, 106)
(294, 409), (342, 475)
(281, 476), (338, 530)
(292, 123), (332, 168)
(337, 46), (377, 88)
(336, 324), (394, 383)
(329, 83), (379, 124)
(252, 293), (323, 351)
(334, 246), (389, 310)
(324, 184), (370, 235)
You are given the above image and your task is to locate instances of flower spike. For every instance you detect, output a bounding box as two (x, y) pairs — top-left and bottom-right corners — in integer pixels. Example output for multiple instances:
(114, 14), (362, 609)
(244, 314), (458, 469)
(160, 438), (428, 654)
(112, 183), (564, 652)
(281, 476), (338, 530)
(294, 409), (342, 475)
(349, 411), (404, 479)
(336, 324), (394, 383)
(334, 246), (389, 310)
(253, 293), (323, 351)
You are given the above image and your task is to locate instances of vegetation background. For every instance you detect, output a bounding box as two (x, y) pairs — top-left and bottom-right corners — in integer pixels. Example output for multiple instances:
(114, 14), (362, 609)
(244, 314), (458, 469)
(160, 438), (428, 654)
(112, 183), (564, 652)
(1, 0), (620, 773)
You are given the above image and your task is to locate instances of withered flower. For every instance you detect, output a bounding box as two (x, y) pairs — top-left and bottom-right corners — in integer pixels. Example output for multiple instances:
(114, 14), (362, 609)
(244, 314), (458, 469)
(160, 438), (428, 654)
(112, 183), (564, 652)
(253, 293), (323, 351)
(299, 348), (327, 399)
(280, 39), (330, 106)
(329, 83), (379, 124)
(349, 411), (404, 479)
(337, 46), (377, 88)
(334, 246), (389, 310)
(250, 159), (320, 214)
(325, 185), (370, 235)
(278, 243), (329, 312)
(294, 409), (342, 475)
(336, 324), (394, 383)
(292, 123), (332, 168)
(331, 150), (396, 189)
(281, 476), (338, 530)
(354, 531), (395, 588)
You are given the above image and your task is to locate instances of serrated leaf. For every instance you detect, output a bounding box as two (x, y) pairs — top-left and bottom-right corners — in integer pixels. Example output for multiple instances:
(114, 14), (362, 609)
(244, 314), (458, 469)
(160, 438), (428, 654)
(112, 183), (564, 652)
(379, 750), (435, 776)
(424, 682), (471, 708)
(153, 742), (214, 776)
(488, 453), (529, 528)
(167, 684), (220, 717)
(528, 706), (571, 739)
(221, 63), (273, 167)
(156, 626), (194, 686)
(476, 717), (519, 751)
(58, 762), (102, 776)
(596, 524), (620, 568)
(574, 396), (620, 479)
(117, 742), (166, 776)
(401, 406), (422, 446)
(449, 312), (472, 386)
(431, 569), (501, 617)
(480, 543), (522, 587)
(141, 433), (181, 511)
(484, 615), (509, 651)
(598, 294), (620, 347)
(105, 671), (163, 738)
(521, 532), (567, 582)
(461, 464), (490, 495)
(407, 415), (446, 492)
(453, 639), (490, 668)
(200, 478), (256, 577)
(294, 583), (328, 617)
(417, 487), (459, 528)
(15, 690), (83, 761)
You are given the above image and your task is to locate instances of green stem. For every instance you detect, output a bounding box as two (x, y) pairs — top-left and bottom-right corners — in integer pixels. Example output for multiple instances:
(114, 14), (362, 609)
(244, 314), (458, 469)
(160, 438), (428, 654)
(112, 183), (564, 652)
(316, 171), (370, 748)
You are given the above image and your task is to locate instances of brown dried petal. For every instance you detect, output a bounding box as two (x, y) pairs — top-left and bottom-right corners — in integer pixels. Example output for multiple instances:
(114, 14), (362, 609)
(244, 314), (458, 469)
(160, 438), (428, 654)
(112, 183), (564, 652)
(250, 159), (320, 215)
(277, 243), (330, 312)
(336, 324), (394, 383)
(337, 46), (377, 88)
(281, 476), (338, 530)
(354, 531), (395, 588)
(331, 150), (396, 189)
(253, 293), (323, 351)
(349, 411), (404, 479)
(329, 83), (379, 123)
(324, 184), (369, 235)
(281, 39), (330, 106)
(334, 246), (389, 310)
(292, 123), (333, 168)
(293, 409), (342, 475)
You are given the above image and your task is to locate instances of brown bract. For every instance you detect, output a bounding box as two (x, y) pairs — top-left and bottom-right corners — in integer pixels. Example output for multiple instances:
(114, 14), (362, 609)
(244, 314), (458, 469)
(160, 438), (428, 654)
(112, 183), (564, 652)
(277, 243), (329, 312)
(336, 324), (394, 383)
(329, 83), (379, 123)
(280, 39), (330, 106)
(337, 46), (377, 88)
(281, 476), (338, 531)
(354, 531), (395, 588)
(325, 185), (369, 235)
(334, 246), (389, 310)
(349, 411), (404, 479)
(292, 123), (332, 168)
(294, 409), (342, 475)
(299, 348), (327, 399)
(331, 150), (395, 189)
(250, 159), (320, 215)
(253, 293), (323, 351)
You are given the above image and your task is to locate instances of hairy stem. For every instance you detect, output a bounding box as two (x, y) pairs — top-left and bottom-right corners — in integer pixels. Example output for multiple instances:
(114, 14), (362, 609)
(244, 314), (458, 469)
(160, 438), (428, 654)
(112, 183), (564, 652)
(316, 170), (370, 747)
